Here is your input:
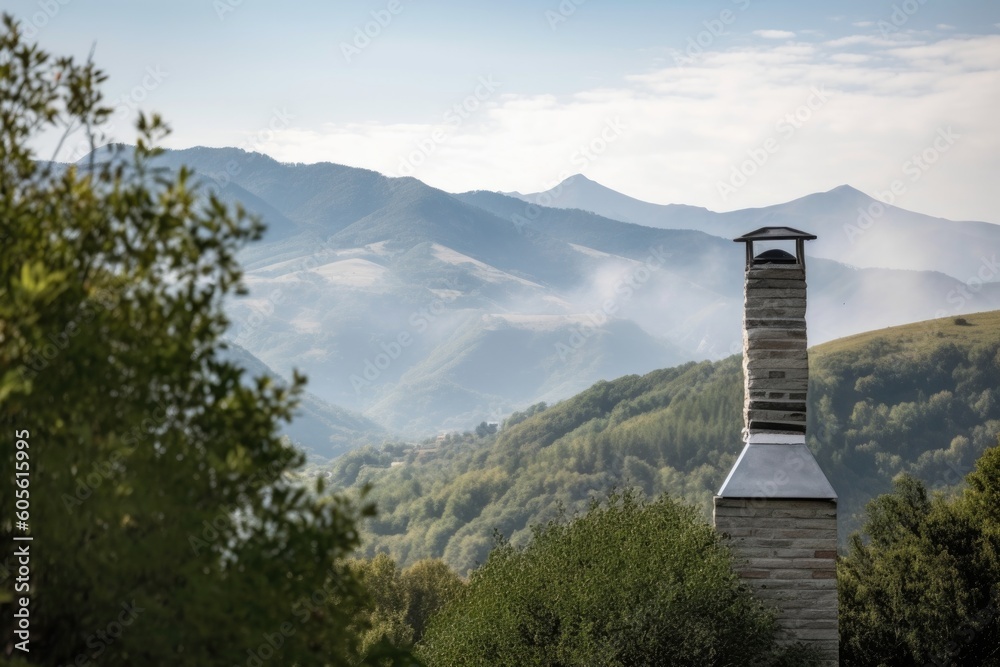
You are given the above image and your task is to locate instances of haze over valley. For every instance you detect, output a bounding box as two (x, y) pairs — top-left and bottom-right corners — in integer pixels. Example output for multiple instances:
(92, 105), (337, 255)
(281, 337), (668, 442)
(127, 147), (1000, 450)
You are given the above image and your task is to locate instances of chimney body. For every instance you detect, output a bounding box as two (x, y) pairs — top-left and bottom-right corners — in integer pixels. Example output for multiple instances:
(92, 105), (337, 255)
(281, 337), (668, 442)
(713, 227), (838, 665)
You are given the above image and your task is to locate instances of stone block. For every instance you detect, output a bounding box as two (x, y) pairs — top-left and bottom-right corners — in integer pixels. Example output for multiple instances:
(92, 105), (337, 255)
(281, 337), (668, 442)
(744, 307), (807, 319)
(744, 318), (806, 329)
(746, 268), (804, 280)
(745, 288), (808, 299)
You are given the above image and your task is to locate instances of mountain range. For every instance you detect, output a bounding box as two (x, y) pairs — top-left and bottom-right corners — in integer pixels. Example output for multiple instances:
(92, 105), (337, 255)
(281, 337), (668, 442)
(87, 146), (1000, 444)
(512, 174), (1000, 282)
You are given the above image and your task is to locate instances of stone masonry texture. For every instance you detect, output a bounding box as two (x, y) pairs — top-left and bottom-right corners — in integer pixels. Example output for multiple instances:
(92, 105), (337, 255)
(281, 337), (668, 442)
(743, 265), (809, 435)
(714, 497), (838, 666)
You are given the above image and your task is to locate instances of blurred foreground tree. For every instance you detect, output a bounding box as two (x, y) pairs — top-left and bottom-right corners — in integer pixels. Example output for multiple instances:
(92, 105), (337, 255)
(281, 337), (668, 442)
(839, 440), (1000, 666)
(0, 15), (412, 666)
(417, 489), (816, 666)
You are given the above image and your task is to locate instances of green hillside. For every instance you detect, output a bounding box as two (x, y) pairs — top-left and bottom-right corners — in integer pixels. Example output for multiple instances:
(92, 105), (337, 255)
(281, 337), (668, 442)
(329, 310), (1000, 573)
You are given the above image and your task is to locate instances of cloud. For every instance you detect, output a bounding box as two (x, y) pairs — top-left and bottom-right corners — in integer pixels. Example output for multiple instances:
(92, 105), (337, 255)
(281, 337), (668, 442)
(259, 34), (1000, 225)
(936, 24), (956, 30)
(753, 29), (797, 39)
(852, 21), (874, 28)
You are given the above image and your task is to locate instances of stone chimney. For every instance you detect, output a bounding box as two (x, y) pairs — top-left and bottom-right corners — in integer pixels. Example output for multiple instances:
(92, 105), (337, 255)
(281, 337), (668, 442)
(713, 227), (838, 665)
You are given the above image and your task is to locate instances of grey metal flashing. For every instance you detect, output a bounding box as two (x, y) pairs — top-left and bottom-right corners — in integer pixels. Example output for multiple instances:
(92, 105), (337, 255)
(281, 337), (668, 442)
(717, 443), (837, 499)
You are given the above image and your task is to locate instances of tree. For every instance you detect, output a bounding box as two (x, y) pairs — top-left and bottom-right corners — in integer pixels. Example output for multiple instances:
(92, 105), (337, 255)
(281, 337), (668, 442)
(417, 490), (814, 666)
(838, 442), (1000, 666)
(399, 559), (464, 642)
(351, 555), (465, 655)
(474, 421), (497, 438)
(0, 15), (411, 665)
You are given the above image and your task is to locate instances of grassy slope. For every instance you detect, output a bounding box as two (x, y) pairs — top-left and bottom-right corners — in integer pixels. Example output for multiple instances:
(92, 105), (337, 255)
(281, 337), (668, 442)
(330, 310), (1000, 573)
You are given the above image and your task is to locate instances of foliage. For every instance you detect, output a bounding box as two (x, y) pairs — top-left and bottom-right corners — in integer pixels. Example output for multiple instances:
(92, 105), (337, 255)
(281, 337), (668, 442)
(474, 421), (497, 438)
(417, 490), (815, 666)
(351, 555), (464, 655)
(328, 310), (1000, 572)
(838, 441), (1000, 666)
(0, 16), (411, 666)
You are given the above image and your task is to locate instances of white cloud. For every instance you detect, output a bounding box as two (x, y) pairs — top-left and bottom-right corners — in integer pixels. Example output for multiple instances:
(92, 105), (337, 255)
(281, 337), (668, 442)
(753, 29), (797, 40)
(936, 24), (956, 30)
(262, 34), (1000, 224)
(852, 21), (874, 28)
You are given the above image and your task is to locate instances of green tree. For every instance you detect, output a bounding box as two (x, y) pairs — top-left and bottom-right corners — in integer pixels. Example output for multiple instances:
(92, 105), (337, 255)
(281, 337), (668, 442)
(474, 421), (497, 438)
(417, 490), (813, 666)
(399, 559), (464, 642)
(351, 555), (464, 655)
(353, 553), (416, 655)
(838, 442), (1000, 666)
(0, 16), (410, 665)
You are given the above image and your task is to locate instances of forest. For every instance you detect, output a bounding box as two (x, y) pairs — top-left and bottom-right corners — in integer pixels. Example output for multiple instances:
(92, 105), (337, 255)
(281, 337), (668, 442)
(329, 311), (1000, 573)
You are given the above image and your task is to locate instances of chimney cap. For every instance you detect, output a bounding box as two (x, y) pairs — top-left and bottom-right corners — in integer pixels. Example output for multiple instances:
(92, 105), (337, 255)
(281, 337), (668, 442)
(733, 226), (817, 243)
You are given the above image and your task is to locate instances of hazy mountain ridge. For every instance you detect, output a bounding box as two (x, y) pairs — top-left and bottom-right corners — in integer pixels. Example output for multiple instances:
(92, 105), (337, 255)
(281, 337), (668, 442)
(89, 146), (1000, 442)
(218, 342), (386, 460)
(512, 175), (1000, 282)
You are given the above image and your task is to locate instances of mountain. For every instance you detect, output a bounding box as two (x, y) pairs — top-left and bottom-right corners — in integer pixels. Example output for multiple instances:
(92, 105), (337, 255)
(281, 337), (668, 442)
(329, 310), (1000, 574)
(507, 173), (713, 231)
(218, 342), (386, 460)
(76, 146), (1000, 439)
(512, 176), (1000, 282)
(456, 188), (1000, 351)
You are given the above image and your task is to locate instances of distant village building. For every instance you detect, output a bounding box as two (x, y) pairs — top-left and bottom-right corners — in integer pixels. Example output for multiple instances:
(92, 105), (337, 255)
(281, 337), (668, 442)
(714, 227), (839, 665)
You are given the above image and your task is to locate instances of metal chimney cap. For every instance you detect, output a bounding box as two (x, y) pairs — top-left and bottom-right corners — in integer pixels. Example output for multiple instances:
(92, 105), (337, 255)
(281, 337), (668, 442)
(733, 226), (818, 243)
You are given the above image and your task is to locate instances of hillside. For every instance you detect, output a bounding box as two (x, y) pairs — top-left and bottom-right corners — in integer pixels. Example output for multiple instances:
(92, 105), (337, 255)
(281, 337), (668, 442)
(218, 342), (386, 460)
(329, 310), (1000, 573)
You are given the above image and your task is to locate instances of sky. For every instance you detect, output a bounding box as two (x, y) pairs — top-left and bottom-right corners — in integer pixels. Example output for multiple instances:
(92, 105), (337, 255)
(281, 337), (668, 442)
(11, 0), (1000, 223)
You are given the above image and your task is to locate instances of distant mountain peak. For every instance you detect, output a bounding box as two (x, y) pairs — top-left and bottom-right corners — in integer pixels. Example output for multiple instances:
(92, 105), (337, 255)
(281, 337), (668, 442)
(824, 184), (868, 198)
(559, 173), (596, 185)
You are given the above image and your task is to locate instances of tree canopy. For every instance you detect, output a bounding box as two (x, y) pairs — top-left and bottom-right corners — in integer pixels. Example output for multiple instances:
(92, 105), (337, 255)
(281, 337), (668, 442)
(0, 15), (410, 666)
(838, 441), (1000, 666)
(417, 490), (815, 666)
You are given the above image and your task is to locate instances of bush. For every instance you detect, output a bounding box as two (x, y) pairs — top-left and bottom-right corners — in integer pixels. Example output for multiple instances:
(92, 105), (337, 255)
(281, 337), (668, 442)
(417, 490), (812, 666)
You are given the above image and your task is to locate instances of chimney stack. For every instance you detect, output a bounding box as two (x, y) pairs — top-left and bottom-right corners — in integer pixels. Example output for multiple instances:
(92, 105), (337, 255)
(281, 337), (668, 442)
(713, 227), (839, 665)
